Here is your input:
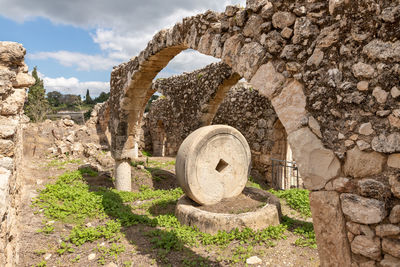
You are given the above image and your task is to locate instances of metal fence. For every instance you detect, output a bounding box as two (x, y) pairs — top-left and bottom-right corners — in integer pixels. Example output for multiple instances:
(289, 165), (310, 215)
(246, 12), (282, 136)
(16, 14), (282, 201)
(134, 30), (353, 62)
(271, 158), (300, 190)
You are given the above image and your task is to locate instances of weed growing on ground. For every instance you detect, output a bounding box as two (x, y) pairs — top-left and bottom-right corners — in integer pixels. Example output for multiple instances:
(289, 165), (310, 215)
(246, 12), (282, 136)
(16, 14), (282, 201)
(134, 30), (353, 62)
(269, 188), (311, 217)
(34, 167), (316, 265)
(282, 216), (317, 248)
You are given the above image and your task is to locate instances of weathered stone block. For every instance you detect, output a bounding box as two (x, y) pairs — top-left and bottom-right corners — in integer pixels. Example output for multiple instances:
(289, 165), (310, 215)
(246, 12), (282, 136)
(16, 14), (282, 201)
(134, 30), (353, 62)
(271, 80), (306, 134)
(344, 147), (386, 178)
(309, 191), (351, 267)
(380, 254), (400, 267)
(375, 224), (400, 237)
(382, 238), (400, 258)
(351, 235), (381, 260)
(358, 179), (390, 200)
(389, 205), (400, 224)
(288, 128), (340, 190)
(250, 62), (285, 99)
(0, 140), (15, 157)
(341, 193), (386, 224)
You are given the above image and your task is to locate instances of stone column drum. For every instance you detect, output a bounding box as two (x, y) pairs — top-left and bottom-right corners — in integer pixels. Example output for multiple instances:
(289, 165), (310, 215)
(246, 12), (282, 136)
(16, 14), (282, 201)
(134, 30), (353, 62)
(176, 125), (251, 205)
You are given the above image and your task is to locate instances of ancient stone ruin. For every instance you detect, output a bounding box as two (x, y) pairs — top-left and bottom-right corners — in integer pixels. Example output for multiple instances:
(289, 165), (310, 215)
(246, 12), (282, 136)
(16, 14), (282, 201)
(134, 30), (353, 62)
(174, 125), (281, 233)
(0, 42), (35, 265)
(107, 0), (400, 266)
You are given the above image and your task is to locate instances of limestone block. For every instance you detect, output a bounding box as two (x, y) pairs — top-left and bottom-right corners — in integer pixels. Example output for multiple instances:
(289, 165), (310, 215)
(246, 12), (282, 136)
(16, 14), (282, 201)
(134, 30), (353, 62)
(344, 147), (386, 178)
(358, 178), (390, 200)
(197, 32), (213, 56)
(382, 238), (400, 258)
(0, 69), (15, 94)
(380, 254), (400, 267)
(357, 81), (369, 91)
(0, 117), (18, 138)
(0, 167), (11, 191)
(222, 35), (243, 67)
(250, 62), (285, 99)
(359, 122), (374, 135)
(391, 86), (400, 98)
(288, 128), (340, 190)
(352, 62), (375, 79)
(372, 87), (388, 104)
(388, 114), (400, 128)
(0, 42), (25, 66)
(359, 261), (377, 267)
(351, 235), (381, 260)
(372, 133), (400, 153)
(389, 205), (400, 224)
(308, 116), (322, 138)
(0, 89), (26, 115)
(0, 140), (14, 157)
(243, 15), (263, 38)
(363, 39), (400, 62)
(176, 125), (251, 205)
(309, 191), (351, 267)
(12, 72), (34, 88)
(388, 175), (400, 198)
(357, 140), (371, 151)
(388, 154), (400, 168)
(246, 0), (269, 12)
(0, 157), (13, 171)
(272, 80), (307, 134)
(340, 193), (386, 224)
(346, 221), (361, 235)
(325, 177), (354, 193)
(307, 48), (324, 67)
(272, 11), (296, 29)
(375, 224), (400, 237)
(236, 42), (266, 80)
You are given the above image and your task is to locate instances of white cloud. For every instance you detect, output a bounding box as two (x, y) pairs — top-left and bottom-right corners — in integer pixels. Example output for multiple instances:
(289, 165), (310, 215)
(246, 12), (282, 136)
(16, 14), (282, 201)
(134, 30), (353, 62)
(28, 51), (119, 71)
(157, 50), (220, 78)
(43, 76), (109, 97)
(2, 0), (246, 78)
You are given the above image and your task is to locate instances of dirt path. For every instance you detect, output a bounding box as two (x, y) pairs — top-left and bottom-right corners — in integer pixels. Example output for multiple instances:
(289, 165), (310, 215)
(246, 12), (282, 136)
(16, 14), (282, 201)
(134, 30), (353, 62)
(18, 156), (319, 267)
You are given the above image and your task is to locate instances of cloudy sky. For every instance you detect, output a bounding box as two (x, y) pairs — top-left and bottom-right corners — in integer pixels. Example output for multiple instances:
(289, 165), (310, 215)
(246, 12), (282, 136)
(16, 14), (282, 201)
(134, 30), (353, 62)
(0, 0), (245, 97)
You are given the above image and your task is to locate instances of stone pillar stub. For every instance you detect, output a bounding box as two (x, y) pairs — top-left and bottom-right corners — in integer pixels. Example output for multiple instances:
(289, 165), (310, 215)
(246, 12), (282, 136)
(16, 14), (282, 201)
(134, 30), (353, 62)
(310, 191), (352, 267)
(176, 125), (251, 205)
(115, 160), (131, 191)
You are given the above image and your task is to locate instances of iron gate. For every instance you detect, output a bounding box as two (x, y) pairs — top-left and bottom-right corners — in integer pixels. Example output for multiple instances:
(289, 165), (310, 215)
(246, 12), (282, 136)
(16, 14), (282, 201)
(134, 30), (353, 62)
(271, 158), (300, 190)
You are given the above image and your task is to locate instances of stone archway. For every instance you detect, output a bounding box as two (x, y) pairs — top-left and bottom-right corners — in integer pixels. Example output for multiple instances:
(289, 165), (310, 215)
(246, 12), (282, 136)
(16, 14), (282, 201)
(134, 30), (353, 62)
(108, 1), (400, 266)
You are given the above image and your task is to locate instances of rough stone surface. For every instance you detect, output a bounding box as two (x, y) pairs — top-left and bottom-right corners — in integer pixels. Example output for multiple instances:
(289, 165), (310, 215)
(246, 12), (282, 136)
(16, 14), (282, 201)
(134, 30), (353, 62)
(351, 235), (381, 260)
(389, 175), (400, 198)
(375, 224), (400, 237)
(382, 238), (400, 258)
(380, 254), (400, 267)
(344, 147), (386, 178)
(389, 205), (400, 224)
(288, 128), (340, 190)
(387, 154), (400, 168)
(176, 125), (251, 205)
(309, 191), (351, 267)
(175, 187), (281, 234)
(341, 194), (387, 224)
(358, 179), (390, 200)
(0, 41), (34, 267)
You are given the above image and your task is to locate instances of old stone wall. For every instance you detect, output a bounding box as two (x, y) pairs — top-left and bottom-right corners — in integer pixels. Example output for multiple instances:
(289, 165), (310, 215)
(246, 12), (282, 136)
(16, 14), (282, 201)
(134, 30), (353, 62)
(108, 0), (400, 265)
(143, 65), (281, 181)
(0, 42), (35, 266)
(143, 62), (237, 153)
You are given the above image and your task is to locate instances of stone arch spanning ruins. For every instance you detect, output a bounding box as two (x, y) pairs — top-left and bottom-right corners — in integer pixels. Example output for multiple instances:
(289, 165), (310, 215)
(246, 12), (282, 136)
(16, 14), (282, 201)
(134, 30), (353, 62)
(142, 62), (290, 185)
(108, 0), (400, 266)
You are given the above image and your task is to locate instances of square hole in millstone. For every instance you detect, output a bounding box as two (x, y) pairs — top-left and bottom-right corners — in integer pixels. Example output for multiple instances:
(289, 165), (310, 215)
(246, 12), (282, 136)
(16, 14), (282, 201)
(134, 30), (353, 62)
(215, 159), (229, 173)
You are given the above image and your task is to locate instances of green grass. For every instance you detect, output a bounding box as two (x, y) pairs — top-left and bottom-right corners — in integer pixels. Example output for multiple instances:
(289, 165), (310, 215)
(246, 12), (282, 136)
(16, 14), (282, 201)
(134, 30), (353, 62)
(34, 168), (316, 264)
(269, 188), (311, 218)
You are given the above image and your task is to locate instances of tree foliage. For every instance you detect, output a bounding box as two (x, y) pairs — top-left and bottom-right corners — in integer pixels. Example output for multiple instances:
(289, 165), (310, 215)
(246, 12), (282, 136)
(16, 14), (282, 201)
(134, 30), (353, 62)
(85, 89), (95, 105)
(24, 67), (50, 122)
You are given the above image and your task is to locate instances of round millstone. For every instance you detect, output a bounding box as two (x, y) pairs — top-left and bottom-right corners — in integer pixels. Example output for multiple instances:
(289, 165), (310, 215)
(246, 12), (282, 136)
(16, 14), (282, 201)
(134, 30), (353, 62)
(176, 125), (251, 205)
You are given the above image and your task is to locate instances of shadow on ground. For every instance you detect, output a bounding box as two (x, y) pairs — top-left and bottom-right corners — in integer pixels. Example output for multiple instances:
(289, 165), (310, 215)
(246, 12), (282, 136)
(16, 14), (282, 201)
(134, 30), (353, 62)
(80, 165), (221, 266)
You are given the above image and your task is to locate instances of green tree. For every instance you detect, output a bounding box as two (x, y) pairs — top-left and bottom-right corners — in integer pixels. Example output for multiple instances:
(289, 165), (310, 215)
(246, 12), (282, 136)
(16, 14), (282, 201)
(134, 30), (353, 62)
(84, 89), (94, 105)
(24, 67), (50, 122)
(47, 91), (62, 107)
(94, 91), (110, 103)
